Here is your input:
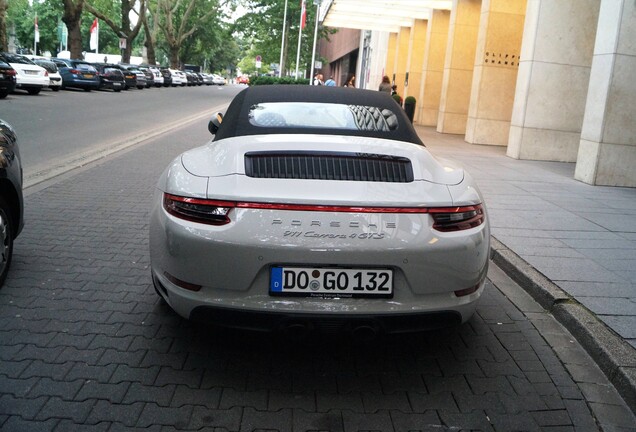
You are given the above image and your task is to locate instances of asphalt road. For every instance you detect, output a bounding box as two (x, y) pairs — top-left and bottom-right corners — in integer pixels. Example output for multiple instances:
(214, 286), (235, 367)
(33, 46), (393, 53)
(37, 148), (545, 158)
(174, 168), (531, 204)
(1, 85), (635, 430)
(0, 83), (244, 187)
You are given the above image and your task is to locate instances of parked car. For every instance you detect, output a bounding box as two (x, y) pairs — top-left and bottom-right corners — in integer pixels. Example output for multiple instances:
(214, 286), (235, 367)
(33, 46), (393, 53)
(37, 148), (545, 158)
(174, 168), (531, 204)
(51, 58), (99, 91)
(0, 56), (17, 98)
(211, 74), (226, 86)
(118, 65), (146, 89)
(113, 65), (137, 90)
(236, 75), (250, 85)
(159, 68), (172, 87)
(149, 85), (490, 336)
(1, 53), (49, 95)
(141, 65), (163, 87)
(0, 119), (24, 288)
(201, 73), (214, 85)
(92, 63), (125, 92)
(25, 56), (62, 91)
(184, 71), (196, 86)
(169, 69), (186, 87)
(137, 66), (154, 88)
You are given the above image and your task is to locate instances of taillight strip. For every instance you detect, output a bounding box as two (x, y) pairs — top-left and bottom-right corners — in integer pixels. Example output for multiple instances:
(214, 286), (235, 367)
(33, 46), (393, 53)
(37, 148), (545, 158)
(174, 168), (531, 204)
(165, 194), (482, 215)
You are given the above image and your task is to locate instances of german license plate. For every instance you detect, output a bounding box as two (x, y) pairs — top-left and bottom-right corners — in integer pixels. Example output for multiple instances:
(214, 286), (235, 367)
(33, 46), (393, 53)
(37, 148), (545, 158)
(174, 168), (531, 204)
(84, 74), (94, 78)
(270, 266), (393, 298)
(25, 70), (38, 75)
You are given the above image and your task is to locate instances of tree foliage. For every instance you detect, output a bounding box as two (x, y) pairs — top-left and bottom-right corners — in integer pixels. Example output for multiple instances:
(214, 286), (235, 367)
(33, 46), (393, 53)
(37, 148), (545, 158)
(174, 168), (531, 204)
(233, 0), (334, 77)
(1, 0), (246, 75)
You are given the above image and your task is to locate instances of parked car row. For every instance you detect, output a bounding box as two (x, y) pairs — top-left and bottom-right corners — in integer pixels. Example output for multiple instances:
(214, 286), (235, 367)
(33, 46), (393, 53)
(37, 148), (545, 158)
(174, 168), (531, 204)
(0, 52), (226, 98)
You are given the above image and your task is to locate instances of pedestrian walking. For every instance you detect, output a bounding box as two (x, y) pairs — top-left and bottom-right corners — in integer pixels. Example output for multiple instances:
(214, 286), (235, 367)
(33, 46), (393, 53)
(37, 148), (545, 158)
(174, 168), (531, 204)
(379, 75), (391, 93)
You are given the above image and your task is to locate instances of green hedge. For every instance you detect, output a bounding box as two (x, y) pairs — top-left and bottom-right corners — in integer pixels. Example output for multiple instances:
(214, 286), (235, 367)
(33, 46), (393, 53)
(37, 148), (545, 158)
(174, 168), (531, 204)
(250, 76), (311, 86)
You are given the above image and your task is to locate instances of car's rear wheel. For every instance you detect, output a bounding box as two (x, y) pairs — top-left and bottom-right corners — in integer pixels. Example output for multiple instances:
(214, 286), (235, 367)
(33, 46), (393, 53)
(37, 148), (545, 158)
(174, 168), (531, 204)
(27, 88), (41, 95)
(0, 90), (8, 99)
(137, 85), (144, 90)
(115, 88), (121, 93)
(52, 87), (60, 92)
(84, 88), (91, 92)
(0, 197), (14, 288)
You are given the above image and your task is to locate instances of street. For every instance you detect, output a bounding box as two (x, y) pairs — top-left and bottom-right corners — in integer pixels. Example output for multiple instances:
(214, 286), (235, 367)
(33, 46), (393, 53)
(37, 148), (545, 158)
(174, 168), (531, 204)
(0, 87), (635, 431)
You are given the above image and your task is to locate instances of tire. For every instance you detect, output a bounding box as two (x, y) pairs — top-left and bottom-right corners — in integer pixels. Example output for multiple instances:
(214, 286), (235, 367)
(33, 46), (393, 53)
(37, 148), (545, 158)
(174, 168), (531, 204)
(0, 197), (14, 288)
(137, 86), (144, 90)
(0, 90), (7, 99)
(27, 88), (41, 95)
(115, 88), (121, 93)
(52, 87), (60, 92)
(84, 88), (91, 92)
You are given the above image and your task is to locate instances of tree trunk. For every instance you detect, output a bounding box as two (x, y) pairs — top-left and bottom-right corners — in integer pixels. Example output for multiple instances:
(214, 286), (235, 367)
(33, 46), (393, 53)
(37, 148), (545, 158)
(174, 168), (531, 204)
(0, 0), (7, 52)
(62, 0), (85, 59)
(143, 17), (156, 65)
(169, 47), (179, 69)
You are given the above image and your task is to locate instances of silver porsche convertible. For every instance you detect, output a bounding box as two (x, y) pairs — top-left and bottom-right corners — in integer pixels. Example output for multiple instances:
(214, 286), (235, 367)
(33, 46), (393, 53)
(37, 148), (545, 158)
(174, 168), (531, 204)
(150, 85), (489, 336)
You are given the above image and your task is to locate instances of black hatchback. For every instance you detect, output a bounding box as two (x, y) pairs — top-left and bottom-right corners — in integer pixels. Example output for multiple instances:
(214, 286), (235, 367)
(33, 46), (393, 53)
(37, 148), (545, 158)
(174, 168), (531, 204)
(92, 63), (125, 92)
(0, 119), (23, 287)
(0, 56), (17, 98)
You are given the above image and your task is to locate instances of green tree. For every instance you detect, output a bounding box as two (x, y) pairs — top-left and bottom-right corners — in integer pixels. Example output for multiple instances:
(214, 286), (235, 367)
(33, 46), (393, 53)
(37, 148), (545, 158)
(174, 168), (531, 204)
(85, 0), (146, 63)
(0, 0), (8, 51)
(233, 0), (333, 78)
(156, 0), (230, 68)
(62, 0), (86, 58)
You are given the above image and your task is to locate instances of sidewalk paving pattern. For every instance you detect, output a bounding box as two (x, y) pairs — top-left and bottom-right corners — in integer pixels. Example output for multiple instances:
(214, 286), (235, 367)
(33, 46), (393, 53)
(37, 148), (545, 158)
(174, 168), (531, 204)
(416, 126), (636, 412)
(0, 122), (634, 430)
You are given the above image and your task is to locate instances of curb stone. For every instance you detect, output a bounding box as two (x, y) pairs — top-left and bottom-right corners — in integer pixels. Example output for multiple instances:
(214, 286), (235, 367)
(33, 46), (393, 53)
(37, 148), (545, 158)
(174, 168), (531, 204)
(490, 236), (636, 415)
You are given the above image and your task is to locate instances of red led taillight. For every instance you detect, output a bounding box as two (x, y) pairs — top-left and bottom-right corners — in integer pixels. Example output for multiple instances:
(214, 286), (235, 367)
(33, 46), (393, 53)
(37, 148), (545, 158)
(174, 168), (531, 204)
(163, 193), (484, 232)
(70, 69), (80, 74)
(163, 194), (234, 225)
(5, 69), (16, 77)
(430, 205), (485, 232)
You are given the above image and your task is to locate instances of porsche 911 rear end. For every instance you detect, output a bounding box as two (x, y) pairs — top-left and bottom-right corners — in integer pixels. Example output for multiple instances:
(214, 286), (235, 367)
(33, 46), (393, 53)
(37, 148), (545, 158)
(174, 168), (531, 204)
(149, 86), (490, 335)
(150, 141), (489, 334)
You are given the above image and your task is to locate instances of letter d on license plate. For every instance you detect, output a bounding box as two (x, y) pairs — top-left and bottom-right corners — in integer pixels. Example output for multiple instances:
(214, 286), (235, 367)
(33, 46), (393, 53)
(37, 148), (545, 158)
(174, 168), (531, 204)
(270, 266), (393, 298)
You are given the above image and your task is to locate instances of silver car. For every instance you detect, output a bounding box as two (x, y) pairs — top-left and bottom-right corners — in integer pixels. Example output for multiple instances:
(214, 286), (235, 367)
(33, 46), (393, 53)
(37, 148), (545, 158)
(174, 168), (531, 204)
(150, 85), (490, 337)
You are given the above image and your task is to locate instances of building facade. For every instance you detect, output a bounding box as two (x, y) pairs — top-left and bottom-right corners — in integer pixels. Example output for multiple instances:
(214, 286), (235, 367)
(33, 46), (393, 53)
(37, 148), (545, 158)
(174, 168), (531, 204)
(320, 0), (636, 187)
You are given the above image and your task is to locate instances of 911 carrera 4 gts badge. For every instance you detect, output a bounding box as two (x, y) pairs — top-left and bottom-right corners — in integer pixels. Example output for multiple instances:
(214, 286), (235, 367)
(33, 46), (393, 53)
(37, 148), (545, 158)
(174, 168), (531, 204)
(283, 231), (386, 239)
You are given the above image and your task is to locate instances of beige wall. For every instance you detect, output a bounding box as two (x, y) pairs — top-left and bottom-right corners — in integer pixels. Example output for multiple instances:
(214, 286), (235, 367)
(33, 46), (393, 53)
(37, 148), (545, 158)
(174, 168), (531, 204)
(394, 27), (411, 98)
(507, 0), (601, 161)
(465, 0), (526, 146)
(437, 0), (482, 134)
(575, 0), (636, 186)
(403, 19), (427, 102)
(418, 10), (450, 126)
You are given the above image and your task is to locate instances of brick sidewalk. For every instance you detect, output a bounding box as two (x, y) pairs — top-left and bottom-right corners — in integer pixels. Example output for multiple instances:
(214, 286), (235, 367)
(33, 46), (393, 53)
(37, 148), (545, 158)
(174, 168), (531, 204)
(1, 123), (634, 430)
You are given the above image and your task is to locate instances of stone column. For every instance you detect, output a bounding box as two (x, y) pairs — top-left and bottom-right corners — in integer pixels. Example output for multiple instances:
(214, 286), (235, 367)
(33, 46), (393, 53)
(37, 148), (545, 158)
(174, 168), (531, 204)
(394, 26), (411, 98)
(575, 0), (636, 187)
(403, 19), (427, 103)
(465, 0), (526, 146)
(507, 0), (600, 161)
(437, 0), (482, 134)
(418, 10), (450, 126)
(385, 32), (398, 84)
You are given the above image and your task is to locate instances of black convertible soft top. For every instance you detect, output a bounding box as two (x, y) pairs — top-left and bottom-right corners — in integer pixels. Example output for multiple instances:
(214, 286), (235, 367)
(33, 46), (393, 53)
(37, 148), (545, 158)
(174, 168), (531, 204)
(213, 85), (423, 145)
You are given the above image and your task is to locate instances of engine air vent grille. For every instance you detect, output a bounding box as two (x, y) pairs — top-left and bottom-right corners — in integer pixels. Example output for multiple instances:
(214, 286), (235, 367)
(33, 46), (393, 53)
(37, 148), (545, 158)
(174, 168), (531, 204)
(244, 151), (414, 183)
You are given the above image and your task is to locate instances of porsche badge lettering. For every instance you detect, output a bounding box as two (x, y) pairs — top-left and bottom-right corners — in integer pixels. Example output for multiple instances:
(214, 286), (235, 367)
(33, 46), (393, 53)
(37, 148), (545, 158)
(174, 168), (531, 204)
(274, 218), (393, 240)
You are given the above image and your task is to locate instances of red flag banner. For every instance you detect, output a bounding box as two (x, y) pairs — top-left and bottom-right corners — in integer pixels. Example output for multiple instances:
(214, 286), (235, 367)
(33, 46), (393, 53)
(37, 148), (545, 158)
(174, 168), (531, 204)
(89, 18), (99, 51)
(34, 14), (40, 43)
(301, 0), (307, 30)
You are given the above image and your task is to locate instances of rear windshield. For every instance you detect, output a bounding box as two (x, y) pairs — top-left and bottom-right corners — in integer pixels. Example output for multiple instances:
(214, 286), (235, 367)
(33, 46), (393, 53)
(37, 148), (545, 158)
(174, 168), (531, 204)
(74, 63), (96, 72)
(34, 60), (57, 73)
(3, 54), (34, 65)
(248, 102), (398, 132)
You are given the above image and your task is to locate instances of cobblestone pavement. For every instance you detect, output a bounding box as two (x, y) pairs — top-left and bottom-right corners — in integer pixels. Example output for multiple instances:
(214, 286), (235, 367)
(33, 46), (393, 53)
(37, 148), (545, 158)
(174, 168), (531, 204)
(1, 122), (634, 431)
